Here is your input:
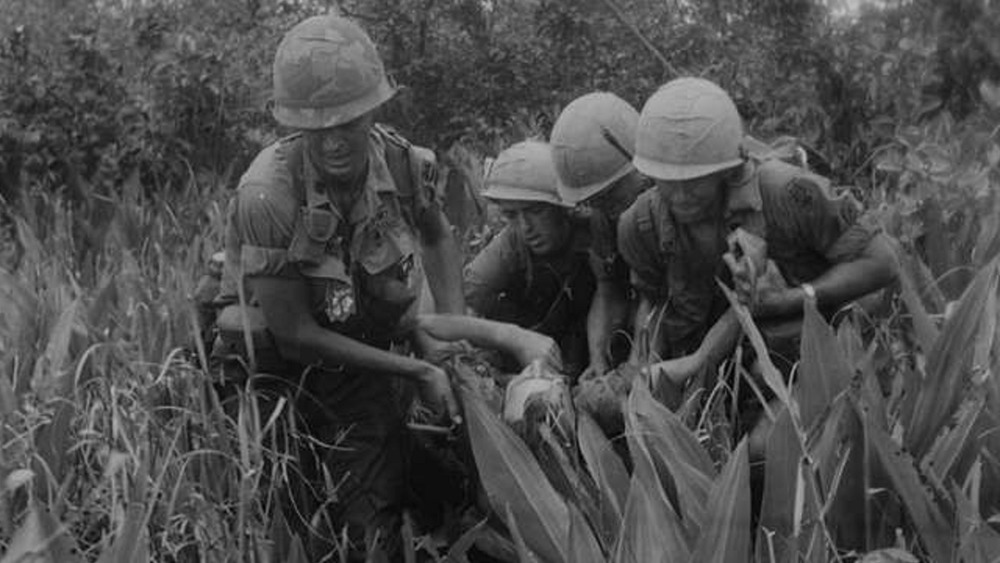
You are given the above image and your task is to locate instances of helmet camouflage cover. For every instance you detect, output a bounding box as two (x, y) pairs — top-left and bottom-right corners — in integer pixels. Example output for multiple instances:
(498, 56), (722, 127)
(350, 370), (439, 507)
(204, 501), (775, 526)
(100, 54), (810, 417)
(482, 140), (572, 207)
(271, 14), (396, 129)
(550, 92), (639, 205)
(633, 77), (744, 181)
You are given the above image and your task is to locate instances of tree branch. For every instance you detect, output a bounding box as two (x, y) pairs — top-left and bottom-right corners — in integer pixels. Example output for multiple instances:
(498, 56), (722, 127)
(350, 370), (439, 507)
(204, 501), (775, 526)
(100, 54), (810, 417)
(596, 0), (683, 78)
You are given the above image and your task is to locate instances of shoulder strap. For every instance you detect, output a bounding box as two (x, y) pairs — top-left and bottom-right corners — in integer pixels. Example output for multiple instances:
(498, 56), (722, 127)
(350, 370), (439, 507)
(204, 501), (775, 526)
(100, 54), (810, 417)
(375, 123), (415, 199)
(375, 123), (441, 227)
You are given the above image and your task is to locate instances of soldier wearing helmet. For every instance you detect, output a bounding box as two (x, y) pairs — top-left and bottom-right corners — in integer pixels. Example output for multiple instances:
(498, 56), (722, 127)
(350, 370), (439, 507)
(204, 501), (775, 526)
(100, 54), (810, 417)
(214, 14), (464, 560)
(549, 92), (651, 380)
(464, 140), (596, 377)
(618, 77), (897, 404)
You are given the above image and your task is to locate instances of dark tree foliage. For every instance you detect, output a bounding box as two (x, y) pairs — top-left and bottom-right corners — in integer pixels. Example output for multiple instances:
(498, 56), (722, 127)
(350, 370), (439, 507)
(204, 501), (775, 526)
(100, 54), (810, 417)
(0, 0), (996, 202)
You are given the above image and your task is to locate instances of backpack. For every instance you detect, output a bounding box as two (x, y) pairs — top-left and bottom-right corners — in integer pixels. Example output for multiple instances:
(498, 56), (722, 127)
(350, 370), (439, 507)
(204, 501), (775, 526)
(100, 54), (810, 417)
(742, 134), (832, 177)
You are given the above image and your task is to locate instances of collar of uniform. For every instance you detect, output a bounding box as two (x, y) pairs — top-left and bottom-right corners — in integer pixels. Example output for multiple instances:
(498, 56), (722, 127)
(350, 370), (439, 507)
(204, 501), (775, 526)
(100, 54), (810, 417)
(723, 160), (762, 219)
(301, 133), (398, 225)
(570, 213), (593, 253)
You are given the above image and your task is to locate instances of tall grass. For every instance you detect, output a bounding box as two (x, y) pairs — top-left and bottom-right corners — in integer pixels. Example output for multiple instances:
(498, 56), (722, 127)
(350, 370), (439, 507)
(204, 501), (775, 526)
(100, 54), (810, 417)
(0, 170), (304, 562)
(1, 110), (998, 562)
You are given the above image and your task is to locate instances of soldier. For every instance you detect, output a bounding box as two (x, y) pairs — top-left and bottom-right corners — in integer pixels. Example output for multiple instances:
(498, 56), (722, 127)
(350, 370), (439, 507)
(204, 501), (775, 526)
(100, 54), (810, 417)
(213, 14), (464, 561)
(549, 92), (651, 379)
(617, 77), (898, 414)
(464, 140), (596, 377)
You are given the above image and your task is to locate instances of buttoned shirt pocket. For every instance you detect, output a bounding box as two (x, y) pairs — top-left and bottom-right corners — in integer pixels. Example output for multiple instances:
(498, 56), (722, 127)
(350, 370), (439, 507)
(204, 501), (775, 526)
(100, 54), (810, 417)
(288, 206), (341, 266)
(353, 197), (423, 327)
(287, 205), (359, 324)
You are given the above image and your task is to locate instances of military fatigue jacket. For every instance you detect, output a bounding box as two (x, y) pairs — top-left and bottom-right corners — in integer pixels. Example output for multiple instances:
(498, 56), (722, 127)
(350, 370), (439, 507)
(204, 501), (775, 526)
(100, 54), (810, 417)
(617, 158), (880, 358)
(221, 129), (429, 343)
(464, 220), (596, 373)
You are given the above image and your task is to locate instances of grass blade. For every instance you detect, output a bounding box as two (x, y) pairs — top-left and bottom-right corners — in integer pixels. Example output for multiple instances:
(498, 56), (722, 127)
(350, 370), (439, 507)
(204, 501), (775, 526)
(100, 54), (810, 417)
(896, 250), (940, 354)
(922, 395), (985, 491)
(797, 299), (852, 428)
(953, 482), (1000, 563)
(577, 412), (629, 530)
(687, 439), (751, 563)
(462, 389), (568, 563)
(861, 403), (953, 562)
(613, 385), (691, 563)
(718, 281), (794, 417)
(906, 257), (1000, 457)
(568, 502), (605, 563)
(627, 382), (714, 538)
(504, 503), (540, 563)
(756, 406), (804, 562)
(31, 298), (81, 399)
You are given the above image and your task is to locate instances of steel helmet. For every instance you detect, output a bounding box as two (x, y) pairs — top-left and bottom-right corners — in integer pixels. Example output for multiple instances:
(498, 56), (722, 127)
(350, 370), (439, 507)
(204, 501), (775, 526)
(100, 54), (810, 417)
(271, 15), (395, 130)
(482, 140), (571, 207)
(550, 92), (639, 205)
(634, 77), (744, 181)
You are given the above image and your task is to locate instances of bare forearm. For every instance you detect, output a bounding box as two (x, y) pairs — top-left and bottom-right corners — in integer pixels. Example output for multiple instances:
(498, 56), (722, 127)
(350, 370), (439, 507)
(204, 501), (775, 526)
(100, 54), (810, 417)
(587, 282), (628, 369)
(695, 309), (742, 368)
(760, 234), (898, 318)
(629, 294), (657, 363)
(416, 314), (556, 369)
(278, 325), (428, 380)
(422, 228), (465, 315)
(418, 314), (514, 348)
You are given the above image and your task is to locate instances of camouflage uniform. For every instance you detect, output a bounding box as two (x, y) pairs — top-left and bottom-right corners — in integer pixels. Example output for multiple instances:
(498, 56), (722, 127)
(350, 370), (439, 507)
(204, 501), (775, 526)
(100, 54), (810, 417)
(215, 127), (433, 557)
(464, 219), (596, 376)
(618, 158), (881, 361)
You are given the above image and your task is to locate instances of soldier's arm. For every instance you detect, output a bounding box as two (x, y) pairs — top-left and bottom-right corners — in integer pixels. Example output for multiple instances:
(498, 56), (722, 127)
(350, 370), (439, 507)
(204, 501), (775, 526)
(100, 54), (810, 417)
(648, 308), (741, 388)
(414, 201), (465, 315)
(751, 175), (899, 318)
(250, 275), (460, 422)
(463, 227), (518, 317)
(753, 233), (898, 318)
(628, 292), (657, 364)
(416, 314), (560, 371)
(583, 278), (629, 378)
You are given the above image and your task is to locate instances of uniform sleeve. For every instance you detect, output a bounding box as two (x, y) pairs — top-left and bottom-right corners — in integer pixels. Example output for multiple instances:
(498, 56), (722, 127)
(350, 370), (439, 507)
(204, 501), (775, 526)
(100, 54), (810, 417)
(771, 174), (880, 264)
(464, 226), (521, 315)
(616, 196), (665, 299)
(233, 180), (300, 278)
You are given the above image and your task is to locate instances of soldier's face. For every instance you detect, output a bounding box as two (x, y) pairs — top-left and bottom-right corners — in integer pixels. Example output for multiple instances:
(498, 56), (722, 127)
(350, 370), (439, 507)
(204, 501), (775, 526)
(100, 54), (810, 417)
(656, 174), (724, 224)
(499, 202), (572, 256)
(305, 113), (373, 183)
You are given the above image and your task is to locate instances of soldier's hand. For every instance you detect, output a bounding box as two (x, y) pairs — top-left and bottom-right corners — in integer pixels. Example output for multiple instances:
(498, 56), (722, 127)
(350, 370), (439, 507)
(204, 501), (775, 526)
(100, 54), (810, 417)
(510, 330), (563, 373)
(723, 228), (768, 308)
(417, 363), (462, 426)
(735, 259), (791, 317)
(579, 359), (610, 382)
